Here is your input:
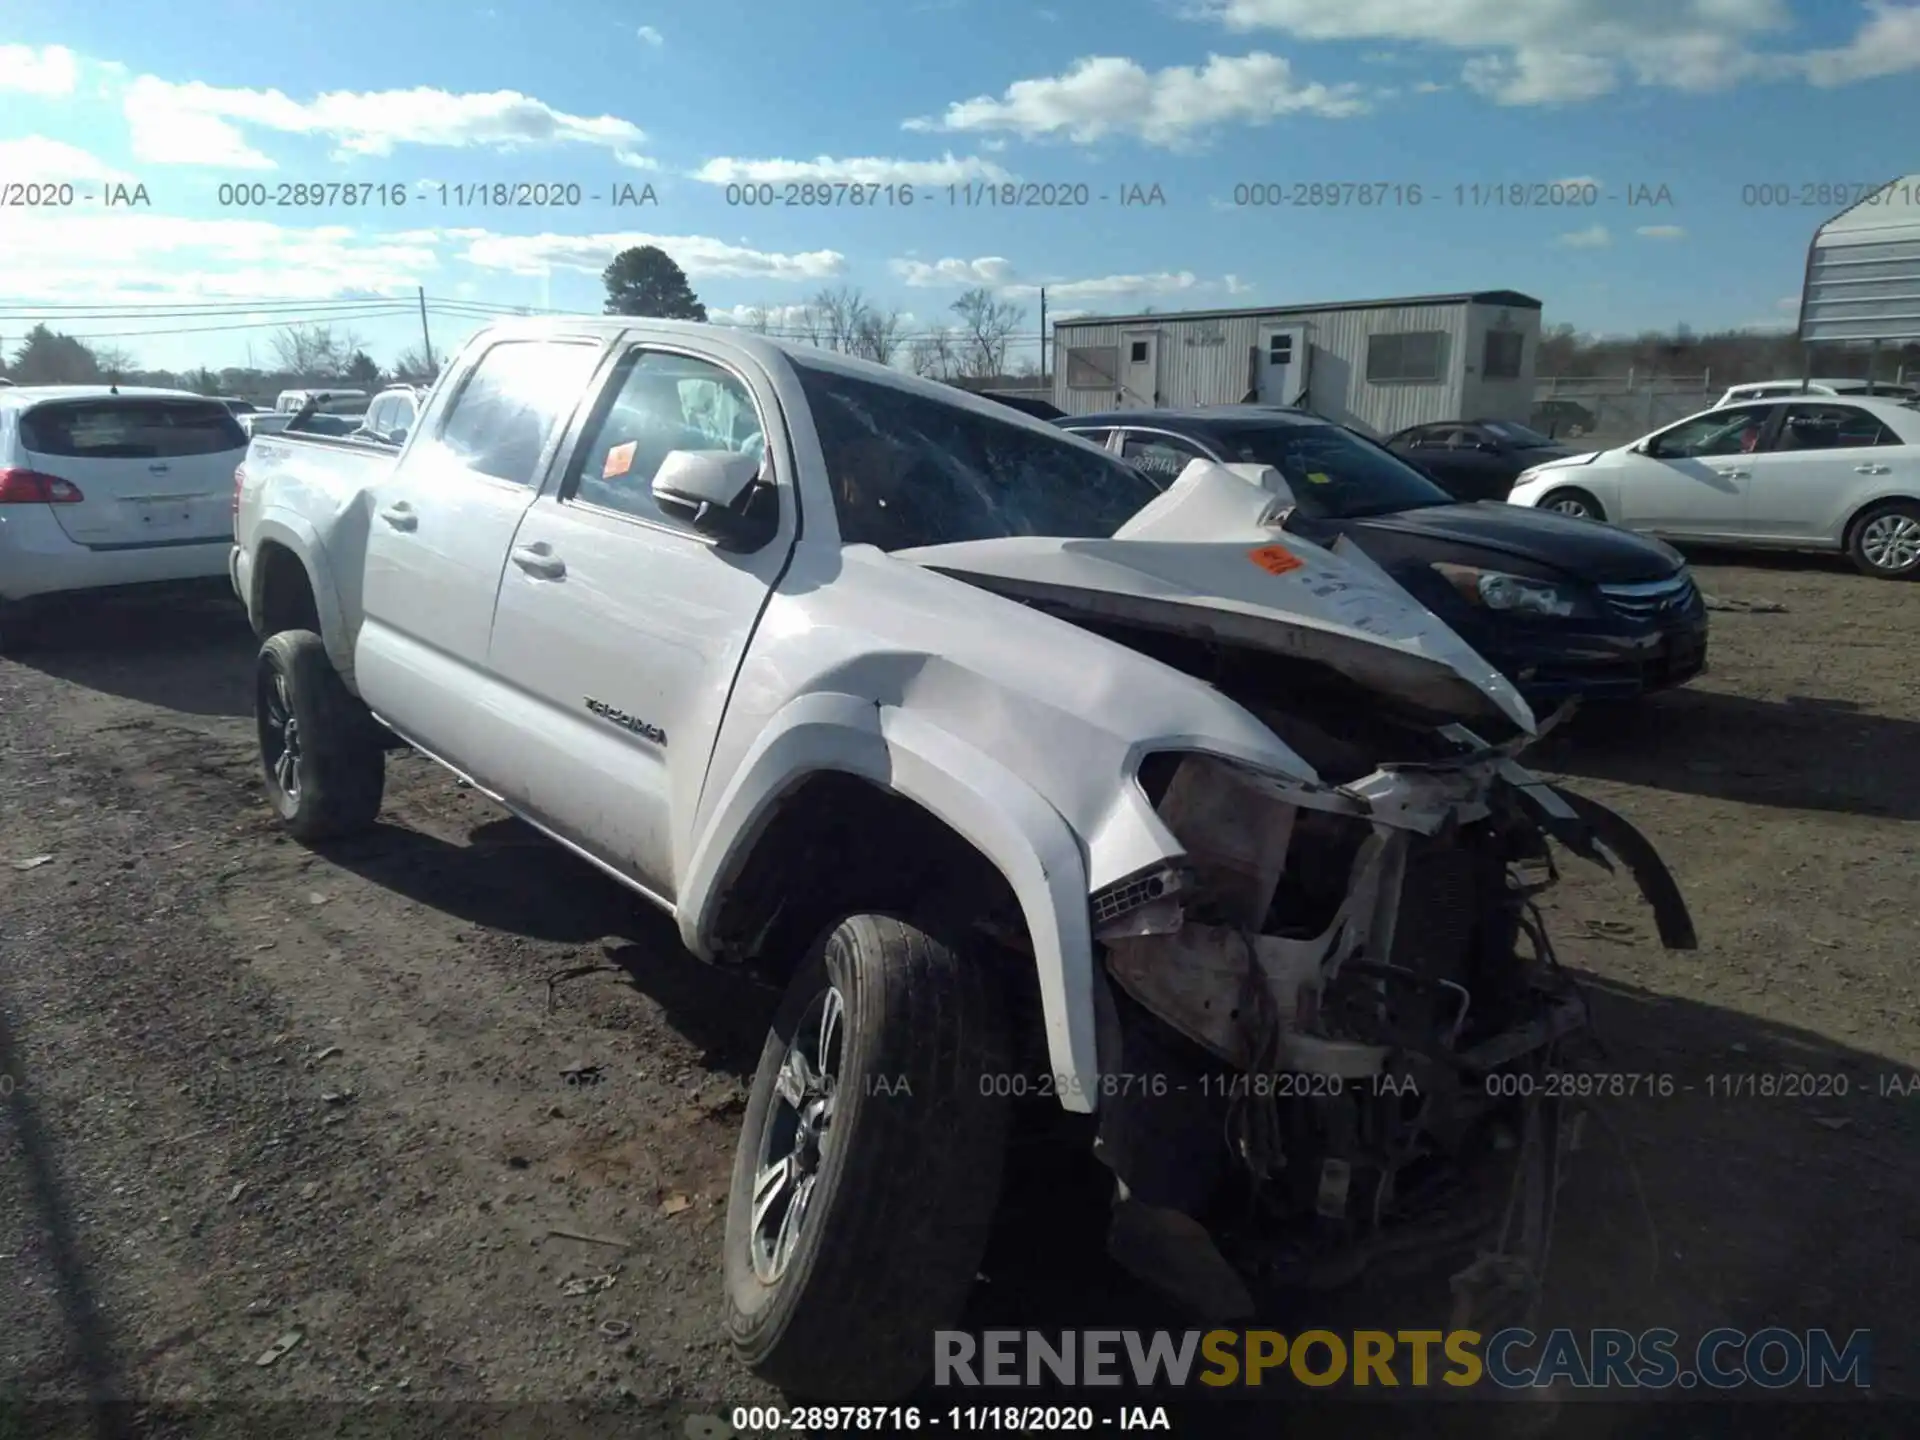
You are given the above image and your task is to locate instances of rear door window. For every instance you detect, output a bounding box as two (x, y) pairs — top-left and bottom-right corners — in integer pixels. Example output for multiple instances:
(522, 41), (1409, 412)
(20, 398), (248, 458)
(436, 340), (603, 485)
(1774, 404), (1899, 451)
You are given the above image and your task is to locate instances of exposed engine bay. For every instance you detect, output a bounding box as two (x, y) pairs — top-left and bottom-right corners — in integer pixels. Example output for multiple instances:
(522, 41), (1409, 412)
(1075, 627), (1697, 1327)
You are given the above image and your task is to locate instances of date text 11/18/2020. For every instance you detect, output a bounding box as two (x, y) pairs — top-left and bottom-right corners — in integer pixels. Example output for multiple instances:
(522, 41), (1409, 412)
(722, 182), (1167, 208)
(819, 1071), (1420, 1102)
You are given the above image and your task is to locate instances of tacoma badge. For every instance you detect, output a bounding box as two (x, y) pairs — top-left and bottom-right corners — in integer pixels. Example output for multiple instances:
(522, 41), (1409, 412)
(584, 697), (667, 745)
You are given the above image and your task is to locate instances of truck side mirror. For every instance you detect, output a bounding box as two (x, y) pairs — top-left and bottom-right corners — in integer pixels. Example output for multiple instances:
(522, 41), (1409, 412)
(652, 449), (772, 549)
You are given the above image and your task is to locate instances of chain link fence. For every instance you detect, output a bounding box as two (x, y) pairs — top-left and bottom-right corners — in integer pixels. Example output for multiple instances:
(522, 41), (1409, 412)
(1531, 378), (1718, 451)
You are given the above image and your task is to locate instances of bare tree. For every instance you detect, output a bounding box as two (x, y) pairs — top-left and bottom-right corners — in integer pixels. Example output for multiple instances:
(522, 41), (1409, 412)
(812, 286), (880, 354)
(392, 345), (440, 385)
(850, 307), (906, 366)
(785, 303), (829, 350)
(950, 288), (1025, 379)
(909, 327), (960, 380)
(92, 344), (138, 378)
(740, 304), (773, 335)
(271, 323), (367, 381)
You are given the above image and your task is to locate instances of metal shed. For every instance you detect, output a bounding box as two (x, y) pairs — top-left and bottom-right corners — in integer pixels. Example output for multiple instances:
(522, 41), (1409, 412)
(1050, 290), (1543, 436)
(1799, 175), (1920, 350)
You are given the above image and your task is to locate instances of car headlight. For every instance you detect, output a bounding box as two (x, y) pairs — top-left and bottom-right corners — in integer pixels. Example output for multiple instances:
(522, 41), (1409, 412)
(1432, 562), (1578, 618)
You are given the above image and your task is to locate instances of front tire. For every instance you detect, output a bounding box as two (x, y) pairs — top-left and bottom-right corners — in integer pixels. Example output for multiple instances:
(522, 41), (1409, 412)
(1540, 487), (1604, 522)
(255, 629), (385, 840)
(1847, 500), (1920, 579)
(725, 913), (1013, 1400)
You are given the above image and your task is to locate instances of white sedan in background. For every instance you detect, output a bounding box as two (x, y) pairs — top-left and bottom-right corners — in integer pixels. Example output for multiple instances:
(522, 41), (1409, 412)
(1505, 395), (1920, 579)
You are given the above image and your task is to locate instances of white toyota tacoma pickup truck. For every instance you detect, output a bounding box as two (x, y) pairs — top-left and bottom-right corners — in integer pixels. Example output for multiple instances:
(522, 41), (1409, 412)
(231, 318), (1694, 1400)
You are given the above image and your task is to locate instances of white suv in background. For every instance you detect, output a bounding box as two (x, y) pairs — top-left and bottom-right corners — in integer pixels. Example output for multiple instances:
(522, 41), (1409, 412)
(1715, 378), (1919, 408)
(0, 385), (248, 651)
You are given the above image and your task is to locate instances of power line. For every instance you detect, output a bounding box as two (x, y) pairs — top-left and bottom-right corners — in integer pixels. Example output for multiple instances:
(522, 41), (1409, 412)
(31, 307), (421, 341)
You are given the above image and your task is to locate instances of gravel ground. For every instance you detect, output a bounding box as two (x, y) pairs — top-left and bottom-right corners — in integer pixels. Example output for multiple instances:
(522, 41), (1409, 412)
(3, 552), (1918, 1439)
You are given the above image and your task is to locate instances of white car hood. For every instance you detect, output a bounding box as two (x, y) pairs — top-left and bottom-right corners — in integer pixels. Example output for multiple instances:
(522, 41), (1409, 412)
(897, 462), (1537, 734)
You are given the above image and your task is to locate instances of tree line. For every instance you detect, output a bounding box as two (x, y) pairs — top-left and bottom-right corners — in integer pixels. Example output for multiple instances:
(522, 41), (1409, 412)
(0, 321), (440, 399)
(10, 245), (1917, 400)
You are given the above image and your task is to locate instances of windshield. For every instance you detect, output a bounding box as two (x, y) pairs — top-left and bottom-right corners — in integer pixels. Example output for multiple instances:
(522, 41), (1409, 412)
(1203, 422), (1454, 519)
(1482, 420), (1558, 447)
(792, 360), (1164, 549)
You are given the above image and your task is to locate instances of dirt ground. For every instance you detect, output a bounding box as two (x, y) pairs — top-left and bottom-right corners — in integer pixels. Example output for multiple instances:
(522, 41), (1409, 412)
(3, 550), (1918, 1439)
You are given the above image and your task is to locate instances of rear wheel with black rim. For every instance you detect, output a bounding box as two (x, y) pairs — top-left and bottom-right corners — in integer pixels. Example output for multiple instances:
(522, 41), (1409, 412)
(1540, 488), (1604, 522)
(255, 629), (385, 841)
(1847, 500), (1920, 579)
(724, 911), (1013, 1400)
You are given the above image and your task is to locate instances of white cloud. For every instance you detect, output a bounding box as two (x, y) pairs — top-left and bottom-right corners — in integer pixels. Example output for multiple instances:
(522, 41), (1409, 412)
(1636, 224), (1687, 239)
(1462, 50), (1620, 104)
(1803, 1), (1920, 84)
(1777, 295), (1801, 310)
(460, 232), (845, 282)
(1224, 273), (1256, 295)
(0, 212), (443, 304)
(123, 76), (650, 168)
(0, 136), (132, 183)
(1191, 0), (1842, 101)
(0, 43), (78, 95)
(890, 256), (1019, 287)
(1556, 224), (1611, 248)
(693, 153), (1013, 186)
(904, 52), (1367, 146)
(637, 25), (665, 46)
(1002, 271), (1202, 303)
(1412, 79), (1450, 92)
(887, 255), (1208, 305)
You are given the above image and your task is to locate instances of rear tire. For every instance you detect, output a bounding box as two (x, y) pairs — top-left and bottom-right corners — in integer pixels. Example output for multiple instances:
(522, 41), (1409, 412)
(0, 599), (39, 657)
(255, 629), (385, 841)
(724, 912), (1013, 1400)
(1846, 500), (1920, 579)
(1540, 487), (1604, 522)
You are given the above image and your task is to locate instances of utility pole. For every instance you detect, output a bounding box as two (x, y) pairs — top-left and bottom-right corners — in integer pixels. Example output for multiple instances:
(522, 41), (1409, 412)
(417, 287), (434, 370)
(1039, 287), (1047, 385)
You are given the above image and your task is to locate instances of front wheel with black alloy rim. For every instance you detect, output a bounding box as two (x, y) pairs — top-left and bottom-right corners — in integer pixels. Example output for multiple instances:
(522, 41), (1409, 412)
(255, 629), (386, 841)
(724, 912), (1014, 1400)
(1539, 487), (1604, 522)
(1847, 500), (1920, 579)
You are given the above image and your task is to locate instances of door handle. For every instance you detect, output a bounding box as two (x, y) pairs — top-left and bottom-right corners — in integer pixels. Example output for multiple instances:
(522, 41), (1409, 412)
(511, 545), (566, 579)
(378, 503), (417, 531)
(1712, 468), (1749, 479)
(1854, 464), (1890, 475)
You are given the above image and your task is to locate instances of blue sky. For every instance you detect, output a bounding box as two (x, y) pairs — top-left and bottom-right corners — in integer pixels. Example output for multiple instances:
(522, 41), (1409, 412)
(2, 0), (1918, 372)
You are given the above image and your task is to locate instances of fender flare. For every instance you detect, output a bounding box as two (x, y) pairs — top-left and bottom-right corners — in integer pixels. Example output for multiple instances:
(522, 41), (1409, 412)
(247, 512), (354, 681)
(681, 692), (1101, 1114)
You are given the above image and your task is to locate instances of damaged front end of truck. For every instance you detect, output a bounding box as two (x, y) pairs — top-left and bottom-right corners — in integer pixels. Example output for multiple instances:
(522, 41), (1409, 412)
(907, 464), (1698, 1331)
(1091, 728), (1693, 1330)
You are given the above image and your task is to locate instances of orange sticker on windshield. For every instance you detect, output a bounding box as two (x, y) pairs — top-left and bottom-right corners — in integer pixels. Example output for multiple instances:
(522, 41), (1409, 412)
(1249, 544), (1304, 576)
(603, 441), (636, 479)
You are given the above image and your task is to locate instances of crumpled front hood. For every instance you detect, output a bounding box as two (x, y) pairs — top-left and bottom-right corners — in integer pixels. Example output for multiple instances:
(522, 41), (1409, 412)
(897, 463), (1538, 734)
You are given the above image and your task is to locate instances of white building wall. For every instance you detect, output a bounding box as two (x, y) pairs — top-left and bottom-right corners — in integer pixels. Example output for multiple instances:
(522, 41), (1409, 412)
(1458, 303), (1543, 423)
(1053, 301), (1485, 435)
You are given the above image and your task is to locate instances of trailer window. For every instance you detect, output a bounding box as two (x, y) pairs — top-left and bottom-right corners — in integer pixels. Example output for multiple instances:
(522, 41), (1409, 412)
(1366, 331), (1447, 384)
